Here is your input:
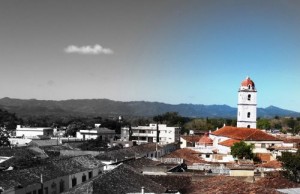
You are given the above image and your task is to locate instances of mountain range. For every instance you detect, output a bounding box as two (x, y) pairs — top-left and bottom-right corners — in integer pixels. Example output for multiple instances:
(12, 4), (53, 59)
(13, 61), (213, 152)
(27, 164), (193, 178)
(0, 97), (299, 119)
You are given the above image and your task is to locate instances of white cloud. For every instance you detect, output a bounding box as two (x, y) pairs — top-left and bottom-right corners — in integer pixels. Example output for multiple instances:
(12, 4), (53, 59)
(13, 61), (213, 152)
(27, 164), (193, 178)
(64, 44), (113, 55)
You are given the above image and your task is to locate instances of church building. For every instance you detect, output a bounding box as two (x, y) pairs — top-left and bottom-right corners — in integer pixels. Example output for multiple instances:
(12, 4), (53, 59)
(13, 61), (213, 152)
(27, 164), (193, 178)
(237, 76), (257, 128)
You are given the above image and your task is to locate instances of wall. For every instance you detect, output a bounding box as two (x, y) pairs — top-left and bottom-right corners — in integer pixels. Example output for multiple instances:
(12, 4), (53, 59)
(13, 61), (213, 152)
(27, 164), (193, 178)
(8, 138), (32, 146)
(237, 90), (257, 128)
(60, 150), (103, 157)
(230, 169), (254, 177)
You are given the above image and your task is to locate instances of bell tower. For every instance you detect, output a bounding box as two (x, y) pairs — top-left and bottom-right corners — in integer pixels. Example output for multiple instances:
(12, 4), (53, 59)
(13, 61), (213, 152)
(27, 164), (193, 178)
(237, 76), (257, 128)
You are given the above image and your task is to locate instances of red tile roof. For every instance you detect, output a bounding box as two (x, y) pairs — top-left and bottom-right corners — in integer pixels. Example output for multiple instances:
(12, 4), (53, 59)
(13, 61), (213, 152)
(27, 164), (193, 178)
(163, 148), (205, 165)
(282, 138), (300, 144)
(186, 175), (279, 194)
(198, 133), (213, 144)
(181, 135), (202, 142)
(256, 171), (300, 189)
(211, 126), (281, 141)
(218, 139), (240, 147)
(257, 160), (282, 169)
(256, 153), (272, 163)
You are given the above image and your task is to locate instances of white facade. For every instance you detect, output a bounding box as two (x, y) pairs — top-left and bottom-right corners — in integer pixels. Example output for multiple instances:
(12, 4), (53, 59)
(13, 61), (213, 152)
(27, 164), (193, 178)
(237, 76), (257, 128)
(121, 123), (180, 145)
(15, 125), (53, 139)
(76, 127), (115, 141)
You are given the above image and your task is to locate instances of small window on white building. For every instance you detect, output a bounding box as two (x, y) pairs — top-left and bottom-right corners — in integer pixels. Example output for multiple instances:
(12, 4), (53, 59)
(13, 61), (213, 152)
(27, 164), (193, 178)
(248, 94), (251, 101)
(247, 125), (250, 128)
(247, 112), (251, 118)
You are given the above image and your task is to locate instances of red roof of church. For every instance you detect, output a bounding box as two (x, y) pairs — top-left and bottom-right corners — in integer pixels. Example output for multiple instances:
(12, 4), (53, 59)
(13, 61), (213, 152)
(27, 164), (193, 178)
(198, 133), (213, 144)
(218, 139), (240, 147)
(211, 126), (281, 141)
(241, 76), (255, 87)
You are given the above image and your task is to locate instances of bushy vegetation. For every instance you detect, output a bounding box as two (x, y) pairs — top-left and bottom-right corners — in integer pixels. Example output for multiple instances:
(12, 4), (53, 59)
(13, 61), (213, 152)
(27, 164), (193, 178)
(231, 141), (254, 159)
(279, 150), (300, 182)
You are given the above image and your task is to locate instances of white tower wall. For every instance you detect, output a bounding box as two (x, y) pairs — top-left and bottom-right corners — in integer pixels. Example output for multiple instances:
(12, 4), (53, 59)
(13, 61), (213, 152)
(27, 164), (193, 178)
(237, 77), (257, 128)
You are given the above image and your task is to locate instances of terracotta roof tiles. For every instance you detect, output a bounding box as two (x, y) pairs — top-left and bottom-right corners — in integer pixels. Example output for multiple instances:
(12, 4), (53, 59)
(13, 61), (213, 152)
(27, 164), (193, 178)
(186, 175), (279, 194)
(198, 133), (213, 144)
(163, 148), (205, 165)
(218, 139), (240, 147)
(212, 126), (281, 141)
(181, 135), (202, 142)
(257, 160), (282, 169)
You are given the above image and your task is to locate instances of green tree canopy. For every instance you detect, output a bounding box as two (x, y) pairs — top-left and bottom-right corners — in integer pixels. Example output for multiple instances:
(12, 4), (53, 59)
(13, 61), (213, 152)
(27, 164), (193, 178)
(279, 150), (300, 182)
(257, 118), (271, 130)
(231, 141), (254, 159)
(0, 128), (10, 147)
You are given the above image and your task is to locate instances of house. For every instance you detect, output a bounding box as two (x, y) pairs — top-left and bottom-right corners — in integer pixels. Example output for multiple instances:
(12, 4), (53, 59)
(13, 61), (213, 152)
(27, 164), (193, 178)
(210, 126), (283, 160)
(64, 164), (167, 194)
(162, 148), (205, 167)
(76, 125), (115, 141)
(0, 155), (104, 194)
(228, 159), (255, 177)
(15, 125), (54, 139)
(96, 143), (177, 164)
(121, 123), (180, 145)
(180, 135), (202, 148)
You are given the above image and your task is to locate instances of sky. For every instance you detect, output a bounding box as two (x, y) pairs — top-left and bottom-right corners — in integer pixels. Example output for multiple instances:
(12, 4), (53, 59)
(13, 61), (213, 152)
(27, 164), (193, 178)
(0, 0), (300, 111)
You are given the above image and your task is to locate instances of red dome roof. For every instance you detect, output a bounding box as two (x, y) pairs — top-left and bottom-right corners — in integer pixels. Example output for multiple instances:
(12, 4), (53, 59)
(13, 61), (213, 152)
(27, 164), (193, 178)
(241, 76), (255, 88)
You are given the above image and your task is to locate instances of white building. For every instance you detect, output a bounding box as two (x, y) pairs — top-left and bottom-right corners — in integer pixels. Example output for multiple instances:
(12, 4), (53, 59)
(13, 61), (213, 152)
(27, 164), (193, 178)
(15, 125), (53, 139)
(76, 125), (116, 141)
(121, 123), (180, 145)
(237, 76), (257, 128)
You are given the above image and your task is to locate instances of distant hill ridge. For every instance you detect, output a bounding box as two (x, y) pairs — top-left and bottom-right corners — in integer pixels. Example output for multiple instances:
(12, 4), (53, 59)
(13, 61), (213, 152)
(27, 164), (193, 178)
(0, 97), (299, 118)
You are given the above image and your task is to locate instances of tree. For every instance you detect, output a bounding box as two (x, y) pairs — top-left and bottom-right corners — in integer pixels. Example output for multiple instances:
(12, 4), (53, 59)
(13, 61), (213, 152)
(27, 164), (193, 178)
(257, 119), (271, 130)
(0, 128), (10, 147)
(65, 121), (86, 137)
(279, 150), (300, 182)
(231, 141), (254, 159)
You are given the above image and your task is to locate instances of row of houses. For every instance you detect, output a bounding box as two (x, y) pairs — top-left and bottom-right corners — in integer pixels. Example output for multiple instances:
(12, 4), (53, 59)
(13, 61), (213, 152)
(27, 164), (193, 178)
(0, 155), (104, 194)
(0, 140), (182, 194)
(10, 123), (181, 147)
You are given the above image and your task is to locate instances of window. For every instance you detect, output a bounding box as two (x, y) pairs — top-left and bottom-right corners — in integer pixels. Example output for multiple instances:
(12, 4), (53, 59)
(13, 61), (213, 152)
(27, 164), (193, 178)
(51, 182), (57, 194)
(247, 125), (250, 128)
(89, 171), (93, 179)
(72, 177), (77, 187)
(261, 143), (266, 148)
(82, 174), (87, 182)
(44, 187), (48, 194)
(206, 154), (210, 158)
(248, 94), (251, 101)
(247, 112), (251, 118)
(59, 180), (65, 193)
(248, 85), (251, 89)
